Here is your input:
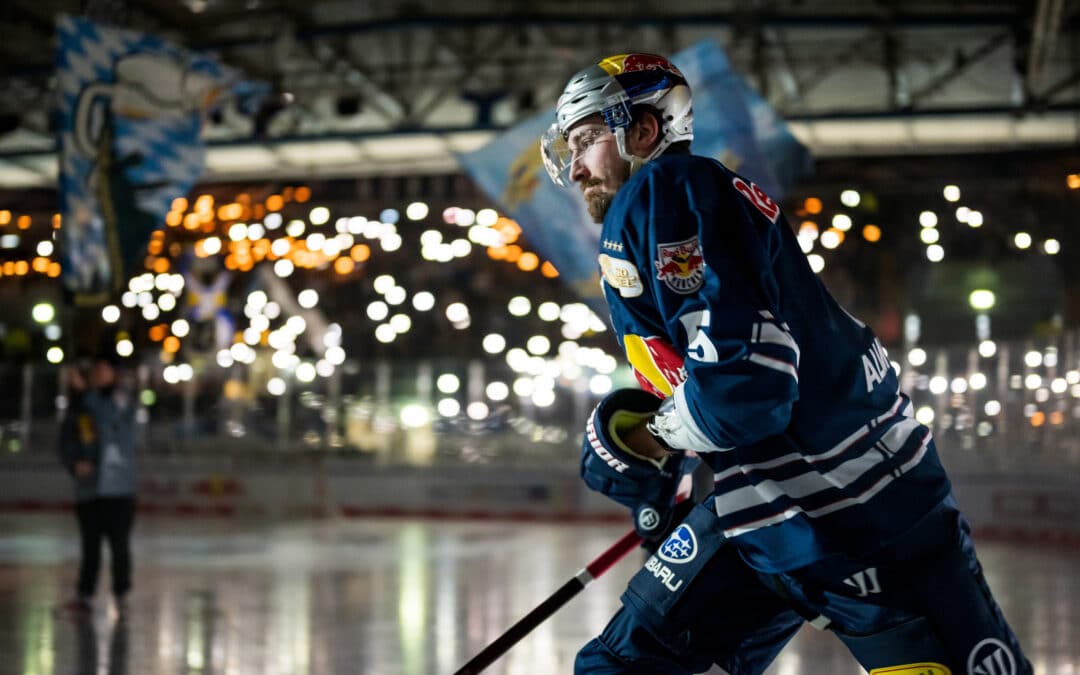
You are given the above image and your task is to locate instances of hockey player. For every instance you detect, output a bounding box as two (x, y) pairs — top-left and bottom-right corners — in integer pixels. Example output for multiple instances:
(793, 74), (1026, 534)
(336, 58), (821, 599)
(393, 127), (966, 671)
(541, 53), (1031, 675)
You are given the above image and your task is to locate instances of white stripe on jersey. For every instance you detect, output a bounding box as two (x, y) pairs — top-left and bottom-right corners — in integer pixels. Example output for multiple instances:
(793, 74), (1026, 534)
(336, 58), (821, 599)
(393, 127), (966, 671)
(751, 320), (800, 365)
(713, 417), (921, 513)
(721, 431), (932, 538)
(748, 353), (799, 379)
(712, 396), (908, 484)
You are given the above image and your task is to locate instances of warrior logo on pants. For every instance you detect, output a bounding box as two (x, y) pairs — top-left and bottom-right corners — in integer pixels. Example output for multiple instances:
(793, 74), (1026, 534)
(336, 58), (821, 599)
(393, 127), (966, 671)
(967, 638), (1016, 675)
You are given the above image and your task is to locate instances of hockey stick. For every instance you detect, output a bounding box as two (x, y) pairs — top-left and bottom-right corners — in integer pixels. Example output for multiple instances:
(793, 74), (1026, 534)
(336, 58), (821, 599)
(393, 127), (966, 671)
(453, 527), (643, 675)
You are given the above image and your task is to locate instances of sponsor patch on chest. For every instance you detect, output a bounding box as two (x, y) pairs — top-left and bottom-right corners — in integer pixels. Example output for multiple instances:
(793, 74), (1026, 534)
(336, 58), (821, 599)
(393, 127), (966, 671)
(655, 237), (705, 294)
(598, 253), (643, 297)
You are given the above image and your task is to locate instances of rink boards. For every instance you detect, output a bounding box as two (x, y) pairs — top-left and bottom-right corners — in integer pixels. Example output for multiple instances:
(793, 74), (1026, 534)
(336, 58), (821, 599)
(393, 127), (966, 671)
(0, 458), (1078, 544)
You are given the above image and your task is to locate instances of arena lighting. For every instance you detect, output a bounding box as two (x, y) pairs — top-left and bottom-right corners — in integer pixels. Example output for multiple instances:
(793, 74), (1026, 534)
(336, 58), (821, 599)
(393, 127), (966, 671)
(532, 388), (556, 408)
(400, 403), (430, 428)
(385, 286), (407, 306)
(31, 302), (54, 324)
(919, 228), (940, 244)
(966, 211), (983, 228)
(1024, 350), (1042, 368)
(437, 398), (461, 417)
(273, 259), (294, 277)
(382, 233), (403, 251)
(831, 214), (852, 232)
(37, 241), (53, 257)
(267, 377), (287, 396)
(526, 335), (551, 355)
(389, 314), (411, 333)
(102, 305), (121, 323)
(820, 230), (841, 249)
(412, 291), (435, 311)
(839, 190), (860, 207)
(116, 339), (134, 357)
(507, 296), (531, 316)
(406, 202), (429, 221)
(1043, 239), (1061, 255)
(919, 211), (938, 228)
(436, 374), (460, 394)
(486, 381), (509, 401)
(968, 290), (995, 311)
(589, 374), (613, 395)
(928, 376), (948, 395)
(807, 254), (825, 273)
(309, 207), (330, 225)
(46, 346), (64, 364)
(978, 340), (997, 358)
(943, 185), (960, 202)
(482, 334), (506, 354)
(915, 406), (935, 425)
(1014, 232), (1032, 249)
(466, 402), (489, 420)
(537, 302), (561, 321)
(926, 245), (944, 262)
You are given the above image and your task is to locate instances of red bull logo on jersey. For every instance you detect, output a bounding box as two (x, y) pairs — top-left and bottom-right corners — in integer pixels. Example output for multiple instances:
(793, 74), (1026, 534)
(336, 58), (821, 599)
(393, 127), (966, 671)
(624, 334), (686, 398)
(655, 237), (705, 294)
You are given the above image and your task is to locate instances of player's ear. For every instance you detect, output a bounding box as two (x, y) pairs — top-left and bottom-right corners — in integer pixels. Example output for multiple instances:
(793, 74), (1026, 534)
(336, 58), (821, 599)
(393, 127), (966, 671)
(629, 111), (661, 156)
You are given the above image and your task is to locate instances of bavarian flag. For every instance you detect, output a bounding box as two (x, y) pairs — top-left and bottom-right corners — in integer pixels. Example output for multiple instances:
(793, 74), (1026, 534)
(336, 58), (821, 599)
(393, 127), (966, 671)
(55, 15), (267, 305)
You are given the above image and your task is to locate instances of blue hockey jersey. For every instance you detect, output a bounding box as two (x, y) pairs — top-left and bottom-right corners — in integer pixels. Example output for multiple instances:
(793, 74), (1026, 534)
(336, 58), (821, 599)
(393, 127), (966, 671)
(597, 154), (952, 572)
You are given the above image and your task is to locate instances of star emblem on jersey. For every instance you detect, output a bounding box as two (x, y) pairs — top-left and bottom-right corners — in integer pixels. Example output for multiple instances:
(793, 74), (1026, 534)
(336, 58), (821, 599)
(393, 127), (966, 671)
(654, 237), (705, 294)
(657, 523), (697, 564)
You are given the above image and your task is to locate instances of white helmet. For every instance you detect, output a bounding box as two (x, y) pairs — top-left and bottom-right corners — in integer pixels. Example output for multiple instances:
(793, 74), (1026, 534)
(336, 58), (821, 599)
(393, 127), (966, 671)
(541, 53), (693, 187)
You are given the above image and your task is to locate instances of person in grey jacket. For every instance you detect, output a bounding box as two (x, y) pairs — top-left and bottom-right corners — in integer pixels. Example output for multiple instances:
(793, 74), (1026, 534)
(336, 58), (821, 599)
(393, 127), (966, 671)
(58, 356), (138, 616)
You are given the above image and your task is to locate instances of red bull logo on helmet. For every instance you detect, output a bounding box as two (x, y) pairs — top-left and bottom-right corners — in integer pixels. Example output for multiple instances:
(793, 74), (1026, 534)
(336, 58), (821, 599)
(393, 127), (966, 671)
(655, 237), (705, 294)
(598, 53), (685, 79)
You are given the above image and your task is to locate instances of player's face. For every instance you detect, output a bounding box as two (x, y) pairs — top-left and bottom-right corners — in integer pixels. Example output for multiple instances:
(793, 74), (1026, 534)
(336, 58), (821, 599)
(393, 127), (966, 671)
(567, 118), (630, 223)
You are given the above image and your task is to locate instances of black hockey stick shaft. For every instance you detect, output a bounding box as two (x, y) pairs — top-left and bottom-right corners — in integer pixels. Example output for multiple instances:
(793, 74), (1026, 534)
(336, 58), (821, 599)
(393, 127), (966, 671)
(453, 528), (643, 675)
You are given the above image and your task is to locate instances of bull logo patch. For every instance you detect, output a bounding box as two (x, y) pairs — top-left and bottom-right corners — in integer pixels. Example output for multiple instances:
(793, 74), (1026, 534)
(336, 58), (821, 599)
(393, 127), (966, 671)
(657, 523), (697, 564)
(655, 237), (705, 294)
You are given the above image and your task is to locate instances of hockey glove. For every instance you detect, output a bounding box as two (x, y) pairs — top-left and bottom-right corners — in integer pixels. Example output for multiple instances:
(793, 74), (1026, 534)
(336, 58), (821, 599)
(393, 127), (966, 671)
(580, 388), (698, 540)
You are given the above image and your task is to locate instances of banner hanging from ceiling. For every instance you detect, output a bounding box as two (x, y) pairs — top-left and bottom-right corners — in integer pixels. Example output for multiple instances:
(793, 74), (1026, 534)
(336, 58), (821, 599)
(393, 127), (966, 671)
(56, 14), (266, 305)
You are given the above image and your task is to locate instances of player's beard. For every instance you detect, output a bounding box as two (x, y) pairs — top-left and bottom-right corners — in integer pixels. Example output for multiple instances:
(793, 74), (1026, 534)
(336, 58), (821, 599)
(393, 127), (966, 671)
(581, 163), (630, 223)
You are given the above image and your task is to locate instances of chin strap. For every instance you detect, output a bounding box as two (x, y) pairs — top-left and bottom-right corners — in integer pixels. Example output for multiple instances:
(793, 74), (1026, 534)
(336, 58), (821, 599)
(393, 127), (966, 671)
(614, 126), (668, 178)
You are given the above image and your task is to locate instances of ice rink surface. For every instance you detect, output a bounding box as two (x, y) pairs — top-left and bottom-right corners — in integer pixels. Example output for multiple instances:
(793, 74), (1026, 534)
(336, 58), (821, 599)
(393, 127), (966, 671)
(0, 512), (1077, 675)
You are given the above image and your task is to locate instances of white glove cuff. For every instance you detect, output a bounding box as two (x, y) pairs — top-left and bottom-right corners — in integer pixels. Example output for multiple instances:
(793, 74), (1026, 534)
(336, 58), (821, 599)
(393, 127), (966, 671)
(647, 382), (733, 453)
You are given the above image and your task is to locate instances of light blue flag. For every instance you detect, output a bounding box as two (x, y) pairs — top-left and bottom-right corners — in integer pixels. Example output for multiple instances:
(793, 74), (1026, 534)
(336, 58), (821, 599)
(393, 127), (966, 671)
(458, 40), (811, 317)
(56, 15), (267, 304)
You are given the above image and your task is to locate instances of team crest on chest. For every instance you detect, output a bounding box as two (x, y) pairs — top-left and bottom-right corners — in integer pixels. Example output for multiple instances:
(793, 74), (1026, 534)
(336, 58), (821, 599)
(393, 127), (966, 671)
(655, 237), (705, 294)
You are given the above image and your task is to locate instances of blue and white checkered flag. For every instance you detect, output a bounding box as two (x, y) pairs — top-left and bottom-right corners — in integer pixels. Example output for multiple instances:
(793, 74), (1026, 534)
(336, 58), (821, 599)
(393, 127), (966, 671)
(56, 14), (267, 304)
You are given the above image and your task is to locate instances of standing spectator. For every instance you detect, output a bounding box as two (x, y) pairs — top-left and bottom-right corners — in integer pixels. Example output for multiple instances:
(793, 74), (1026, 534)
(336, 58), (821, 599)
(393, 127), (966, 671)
(58, 356), (138, 618)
